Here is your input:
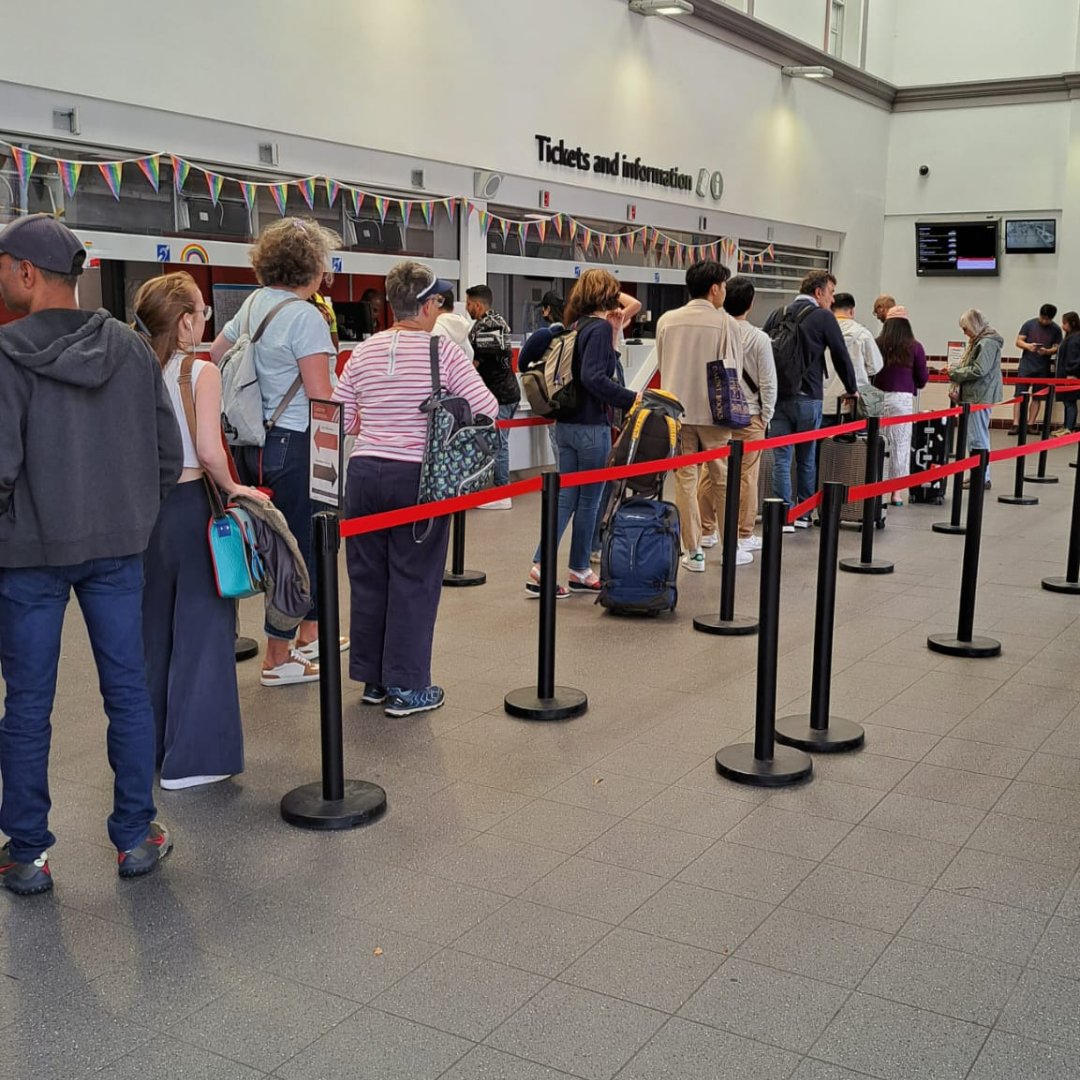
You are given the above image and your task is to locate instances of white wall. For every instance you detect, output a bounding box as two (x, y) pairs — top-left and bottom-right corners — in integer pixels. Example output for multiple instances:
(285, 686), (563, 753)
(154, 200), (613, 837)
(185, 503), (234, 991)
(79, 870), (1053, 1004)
(753, 0), (828, 51)
(862, 0), (898, 83)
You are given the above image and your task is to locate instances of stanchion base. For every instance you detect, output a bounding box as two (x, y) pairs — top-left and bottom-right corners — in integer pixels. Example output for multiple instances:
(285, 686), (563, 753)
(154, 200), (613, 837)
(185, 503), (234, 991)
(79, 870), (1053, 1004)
(997, 495), (1039, 505)
(926, 633), (1002, 658)
(931, 522), (966, 535)
(692, 612), (759, 636)
(280, 779), (387, 831)
(838, 558), (895, 575)
(1042, 576), (1080, 594)
(443, 570), (487, 587)
(715, 742), (813, 787)
(504, 686), (588, 721)
(775, 714), (865, 753)
(235, 637), (259, 662)
(1025, 475), (1059, 484)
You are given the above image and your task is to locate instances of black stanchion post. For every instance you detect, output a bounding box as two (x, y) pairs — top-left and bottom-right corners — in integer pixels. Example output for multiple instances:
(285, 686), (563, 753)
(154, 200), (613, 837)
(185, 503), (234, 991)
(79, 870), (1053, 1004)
(927, 451), (1002, 658)
(1027, 386), (1059, 484)
(999, 391), (1039, 505)
(839, 415), (894, 575)
(443, 510), (486, 587)
(693, 440), (758, 636)
(281, 512), (388, 830)
(715, 499), (813, 786)
(776, 483), (865, 753)
(933, 404), (970, 535)
(1042, 441), (1080, 593)
(505, 472), (588, 721)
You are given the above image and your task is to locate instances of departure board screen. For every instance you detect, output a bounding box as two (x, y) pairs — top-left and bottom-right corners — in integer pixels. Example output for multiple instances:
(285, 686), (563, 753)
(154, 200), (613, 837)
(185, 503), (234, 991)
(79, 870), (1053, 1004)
(915, 221), (999, 276)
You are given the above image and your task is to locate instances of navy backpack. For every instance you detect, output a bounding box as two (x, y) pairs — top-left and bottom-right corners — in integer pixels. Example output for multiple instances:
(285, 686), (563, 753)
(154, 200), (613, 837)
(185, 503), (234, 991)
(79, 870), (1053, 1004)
(599, 497), (680, 616)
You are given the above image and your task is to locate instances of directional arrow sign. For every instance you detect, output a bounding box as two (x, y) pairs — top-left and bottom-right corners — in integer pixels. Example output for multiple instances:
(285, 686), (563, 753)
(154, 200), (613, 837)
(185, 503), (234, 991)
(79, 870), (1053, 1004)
(313, 461), (338, 485)
(314, 429), (339, 453)
(309, 399), (344, 507)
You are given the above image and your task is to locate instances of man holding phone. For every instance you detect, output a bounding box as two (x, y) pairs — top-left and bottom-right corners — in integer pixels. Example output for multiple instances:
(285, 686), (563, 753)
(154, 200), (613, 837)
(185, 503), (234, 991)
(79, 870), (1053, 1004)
(1014, 303), (1062, 432)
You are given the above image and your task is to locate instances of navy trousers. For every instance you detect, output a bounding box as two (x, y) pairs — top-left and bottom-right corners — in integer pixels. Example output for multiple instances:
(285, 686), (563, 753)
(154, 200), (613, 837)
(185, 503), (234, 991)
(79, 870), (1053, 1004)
(143, 480), (244, 782)
(344, 457), (450, 690)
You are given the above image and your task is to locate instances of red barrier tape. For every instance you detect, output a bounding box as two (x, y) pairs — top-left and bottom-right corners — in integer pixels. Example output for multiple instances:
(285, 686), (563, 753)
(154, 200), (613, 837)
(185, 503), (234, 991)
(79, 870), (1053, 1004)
(497, 417), (553, 429)
(879, 406), (962, 429)
(562, 443), (731, 489)
(848, 455), (979, 504)
(743, 418), (866, 454)
(987, 428), (1080, 464)
(787, 491), (822, 524)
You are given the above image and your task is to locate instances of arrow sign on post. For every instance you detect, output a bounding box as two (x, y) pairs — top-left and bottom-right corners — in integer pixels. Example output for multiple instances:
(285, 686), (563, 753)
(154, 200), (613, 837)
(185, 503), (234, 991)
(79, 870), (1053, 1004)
(313, 461), (338, 485)
(309, 399), (345, 508)
(314, 429), (339, 453)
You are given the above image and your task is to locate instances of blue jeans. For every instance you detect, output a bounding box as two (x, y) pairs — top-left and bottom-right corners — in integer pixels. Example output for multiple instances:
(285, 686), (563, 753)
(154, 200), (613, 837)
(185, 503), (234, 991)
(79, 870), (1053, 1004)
(770, 397), (824, 511)
(533, 424), (612, 573)
(496, 403), (517, 487)
(965, 406), (992, 481)
(0, 556), (157, 861)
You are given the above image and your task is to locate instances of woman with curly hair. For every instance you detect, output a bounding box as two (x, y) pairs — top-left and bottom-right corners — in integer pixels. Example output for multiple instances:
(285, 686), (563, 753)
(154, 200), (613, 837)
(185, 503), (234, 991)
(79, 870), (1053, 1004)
(210, 218), (341, 687)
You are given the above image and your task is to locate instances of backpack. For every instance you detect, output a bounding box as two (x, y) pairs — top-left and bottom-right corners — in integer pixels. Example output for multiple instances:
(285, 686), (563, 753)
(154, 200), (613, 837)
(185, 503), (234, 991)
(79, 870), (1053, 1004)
(599, 498), (680, 616)
(768, 302), (816, 399)
(607, 389), (684, 497)
(520, 329), (579, 417)
(219, 294), (304, 447)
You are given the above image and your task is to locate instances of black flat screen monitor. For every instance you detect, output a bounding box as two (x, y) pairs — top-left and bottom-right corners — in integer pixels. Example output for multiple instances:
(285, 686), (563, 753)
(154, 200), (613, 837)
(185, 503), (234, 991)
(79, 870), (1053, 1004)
(1005, 219), (1056, 254)
(915, 221), (999, 276)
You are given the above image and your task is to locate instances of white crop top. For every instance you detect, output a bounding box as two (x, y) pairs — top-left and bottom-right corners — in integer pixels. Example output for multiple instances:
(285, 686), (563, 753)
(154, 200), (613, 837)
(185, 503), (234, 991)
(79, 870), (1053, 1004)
(162, 352), (209, 469)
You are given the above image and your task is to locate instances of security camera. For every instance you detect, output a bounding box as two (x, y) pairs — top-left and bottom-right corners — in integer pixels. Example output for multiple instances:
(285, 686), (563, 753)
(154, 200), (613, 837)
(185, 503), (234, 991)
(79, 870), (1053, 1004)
(918, 165), (930, 177)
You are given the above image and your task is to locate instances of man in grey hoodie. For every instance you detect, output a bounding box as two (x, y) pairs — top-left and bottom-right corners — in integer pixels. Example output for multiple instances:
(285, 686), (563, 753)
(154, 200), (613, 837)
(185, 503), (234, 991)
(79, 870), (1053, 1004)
(0, 215), (182, 894)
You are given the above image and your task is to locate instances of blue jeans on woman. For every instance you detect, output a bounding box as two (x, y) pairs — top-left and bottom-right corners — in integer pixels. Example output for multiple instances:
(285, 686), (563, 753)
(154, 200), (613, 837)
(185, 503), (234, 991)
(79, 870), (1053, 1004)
(533, 423), (611, 573)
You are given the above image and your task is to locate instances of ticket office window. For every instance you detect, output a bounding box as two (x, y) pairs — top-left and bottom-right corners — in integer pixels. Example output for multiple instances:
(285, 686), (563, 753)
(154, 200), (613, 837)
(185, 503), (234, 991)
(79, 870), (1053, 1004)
(735, 240), (832, 327)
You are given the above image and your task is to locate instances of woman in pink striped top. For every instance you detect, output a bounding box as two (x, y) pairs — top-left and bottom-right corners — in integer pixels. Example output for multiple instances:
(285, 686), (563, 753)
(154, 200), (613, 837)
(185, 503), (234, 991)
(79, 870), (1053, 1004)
(333, 262), (497, 717)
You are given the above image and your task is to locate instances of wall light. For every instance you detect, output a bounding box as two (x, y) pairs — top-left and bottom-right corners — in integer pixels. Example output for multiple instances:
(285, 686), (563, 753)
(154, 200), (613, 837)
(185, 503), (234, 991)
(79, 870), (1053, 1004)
(629, 0), (695, 15)
(781, 65), (834, 79)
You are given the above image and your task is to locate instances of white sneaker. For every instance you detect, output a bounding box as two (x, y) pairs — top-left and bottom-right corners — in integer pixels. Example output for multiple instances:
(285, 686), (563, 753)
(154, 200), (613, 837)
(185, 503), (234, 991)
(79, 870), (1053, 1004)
(479, 498), (512, 510)
(681, 551), (706, 572)
(794, 517), (812, 529)
(261, 650), (320, 687)
(724, 548), (754, 566)
(782, 524), (796, 534)
(740, 535), (763, 552)
(700, 531), (719, 549)
(296, 636), (349, 662)
(160, 774), (232, 791)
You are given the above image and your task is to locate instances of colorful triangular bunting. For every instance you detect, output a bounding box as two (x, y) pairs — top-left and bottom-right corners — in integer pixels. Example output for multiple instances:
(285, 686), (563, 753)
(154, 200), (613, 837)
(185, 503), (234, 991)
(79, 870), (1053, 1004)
(136, 155), (160, 193)
(269, 182), (289, 215)
(297, 177), (316, 210)
(98, 161), (123, 200)
(205, 170), (224, 206)
(57, 160), (82, 198)
(170, 155), (190, 193)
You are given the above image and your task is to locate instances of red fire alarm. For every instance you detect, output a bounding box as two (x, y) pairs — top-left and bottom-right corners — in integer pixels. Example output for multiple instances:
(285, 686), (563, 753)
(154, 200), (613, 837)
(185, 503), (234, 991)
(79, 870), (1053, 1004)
(627, 204), (637, 221)
(539, 190), (551, 209)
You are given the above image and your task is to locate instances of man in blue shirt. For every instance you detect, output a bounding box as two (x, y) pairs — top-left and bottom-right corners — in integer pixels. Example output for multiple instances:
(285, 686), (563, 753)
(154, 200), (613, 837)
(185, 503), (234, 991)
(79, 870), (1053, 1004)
(1014, 303), (1062, 433)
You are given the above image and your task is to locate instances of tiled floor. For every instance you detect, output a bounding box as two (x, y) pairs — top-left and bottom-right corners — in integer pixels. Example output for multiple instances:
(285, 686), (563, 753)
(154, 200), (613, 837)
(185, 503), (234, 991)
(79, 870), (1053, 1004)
(9, 436), (1080, 1079)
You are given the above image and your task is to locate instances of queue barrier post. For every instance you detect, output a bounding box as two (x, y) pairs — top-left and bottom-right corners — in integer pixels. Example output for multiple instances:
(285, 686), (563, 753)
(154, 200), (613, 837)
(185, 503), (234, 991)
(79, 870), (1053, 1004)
(999, 391), (1039, 506)
(281, 512), (388, 830)
(715, 499), (813, 787)
(933, 404), (970, 535)
(927, 450), (1002, 658)
(1027, 386), (1060, 484)
(776, 482), (865, 753)
(443, 510), (486, 587)
(505, 472), (588, 721)
(693, 439), (758, 636)
(1042, 440), (1080, 594)
(839, 415), (894, 575)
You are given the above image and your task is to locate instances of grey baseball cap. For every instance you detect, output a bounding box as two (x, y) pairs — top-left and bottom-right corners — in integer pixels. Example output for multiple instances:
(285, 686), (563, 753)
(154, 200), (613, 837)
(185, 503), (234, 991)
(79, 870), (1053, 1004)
(0, 214), (87, 275)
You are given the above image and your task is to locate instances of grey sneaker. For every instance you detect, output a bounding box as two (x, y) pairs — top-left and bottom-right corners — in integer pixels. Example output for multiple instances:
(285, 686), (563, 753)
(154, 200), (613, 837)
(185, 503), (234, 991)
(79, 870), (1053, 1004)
(118, 822), (173, 879)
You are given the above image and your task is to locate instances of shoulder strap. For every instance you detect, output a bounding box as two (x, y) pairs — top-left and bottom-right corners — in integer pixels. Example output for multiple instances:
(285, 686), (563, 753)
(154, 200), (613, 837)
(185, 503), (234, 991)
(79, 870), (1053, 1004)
(178, 356), (227, 517)
(429, 334), (442, 396)
(257, 295), (309, 431)
(252, 295), (303, 343)
(794, 302), (816, 325)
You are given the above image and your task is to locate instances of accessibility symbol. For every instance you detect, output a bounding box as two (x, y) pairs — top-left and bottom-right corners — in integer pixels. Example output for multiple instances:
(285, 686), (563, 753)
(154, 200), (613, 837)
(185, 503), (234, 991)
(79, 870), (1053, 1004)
(331, 256), (343, 273)
(156, 244), (171, 263)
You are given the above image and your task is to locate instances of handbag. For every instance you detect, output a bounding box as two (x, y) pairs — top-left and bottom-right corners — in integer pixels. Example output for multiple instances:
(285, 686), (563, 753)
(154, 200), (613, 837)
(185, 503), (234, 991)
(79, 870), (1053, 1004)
(178, 356), (267, 599)
(706, 358), (752, 428)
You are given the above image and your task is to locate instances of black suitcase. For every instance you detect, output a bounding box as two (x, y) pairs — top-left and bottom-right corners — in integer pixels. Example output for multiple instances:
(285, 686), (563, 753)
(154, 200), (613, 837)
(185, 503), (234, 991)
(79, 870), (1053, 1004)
(909, 416), (950, 504)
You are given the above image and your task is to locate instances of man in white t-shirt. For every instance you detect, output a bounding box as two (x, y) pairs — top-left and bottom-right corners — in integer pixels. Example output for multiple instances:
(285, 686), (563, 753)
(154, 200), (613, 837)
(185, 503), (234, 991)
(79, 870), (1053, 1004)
(432, 289), (474, 362)
(831, 293), (883, 394)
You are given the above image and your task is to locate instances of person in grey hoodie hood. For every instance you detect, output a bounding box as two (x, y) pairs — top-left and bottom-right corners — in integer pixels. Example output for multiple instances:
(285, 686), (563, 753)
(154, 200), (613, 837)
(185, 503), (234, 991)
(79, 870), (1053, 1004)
(0, 215), (182, 895)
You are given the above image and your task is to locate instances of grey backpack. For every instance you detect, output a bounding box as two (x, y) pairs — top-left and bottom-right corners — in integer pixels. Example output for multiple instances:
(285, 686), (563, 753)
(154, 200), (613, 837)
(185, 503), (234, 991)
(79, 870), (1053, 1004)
(219, 293), (304, 447)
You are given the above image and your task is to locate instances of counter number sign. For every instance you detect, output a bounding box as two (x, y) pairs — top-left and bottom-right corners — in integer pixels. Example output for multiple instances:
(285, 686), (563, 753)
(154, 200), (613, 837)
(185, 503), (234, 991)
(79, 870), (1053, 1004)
(309, 399), (345, 507)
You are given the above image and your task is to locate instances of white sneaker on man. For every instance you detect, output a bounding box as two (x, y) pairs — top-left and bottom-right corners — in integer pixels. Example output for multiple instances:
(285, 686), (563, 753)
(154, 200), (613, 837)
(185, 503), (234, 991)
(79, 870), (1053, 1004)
(681, 550), (706, 572)
(479, 498), (512, 510)
(724, 547), (754, 566)
(700, 531), (719, 549)
(740, 534), (763, 552)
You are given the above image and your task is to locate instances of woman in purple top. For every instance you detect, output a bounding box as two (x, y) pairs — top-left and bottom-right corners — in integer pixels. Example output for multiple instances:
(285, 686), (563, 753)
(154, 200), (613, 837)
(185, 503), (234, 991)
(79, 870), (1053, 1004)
(872, 306), (929, 505)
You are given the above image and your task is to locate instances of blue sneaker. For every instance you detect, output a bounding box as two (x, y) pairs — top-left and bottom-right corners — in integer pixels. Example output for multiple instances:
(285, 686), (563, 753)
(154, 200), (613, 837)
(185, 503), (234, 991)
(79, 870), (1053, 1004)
(384, 686), (445, 717)
(361, 684), (388, 705)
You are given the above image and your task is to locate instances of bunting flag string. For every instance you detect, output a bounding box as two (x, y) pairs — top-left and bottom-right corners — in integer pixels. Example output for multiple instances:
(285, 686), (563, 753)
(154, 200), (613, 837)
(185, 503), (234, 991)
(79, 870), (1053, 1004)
(10, 146), (37, 191)
(499, 217), (511, 245)
(205, 170), (225, 207)
(477, 209), (491, 236)
(552, 213), (563, 238)
(239, 181), (258, 212)
(297, 176), (317, 210)
(136, 155), (160, 193)
(419, 201), (433, 227)
(57, 160), (82, 198)
(350, 188), (364, 216)
(373, 196), (389, 224)
(399, 200), (413, 231)
(536, 219), (547, 243)
(170, 155), (190, 193)
(98, 161), (123, 201)
(325, 177), (341, 207)
(443, 197), (456, 224)
(268, 182), (289, 215)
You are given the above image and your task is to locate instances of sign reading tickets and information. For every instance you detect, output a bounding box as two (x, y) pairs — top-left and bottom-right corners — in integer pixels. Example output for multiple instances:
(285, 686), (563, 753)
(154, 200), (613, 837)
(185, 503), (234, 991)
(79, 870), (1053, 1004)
(309, 399), (345, 507)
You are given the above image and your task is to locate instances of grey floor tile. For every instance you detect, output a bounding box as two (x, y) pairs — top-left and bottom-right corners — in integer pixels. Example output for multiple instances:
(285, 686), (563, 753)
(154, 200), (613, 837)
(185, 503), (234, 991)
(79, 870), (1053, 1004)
(894, 762), (1011, 810)
(810, 992), (989, 1080)
(679, 957), (848, 1052)
(825, 825), (959, 887)
(935, 848), (1073, 914)
(371, 949), (547, 1040)
(860, 936), (1020, 1025)
(630, 786), (755, 839)
(579, 819), (713, 878)
(275, 1006), (473, 1080)
(594, 743), (706, 784)
(96, 1038), (267, 1080)
(801, 750), (915, 791)
(948, 713), (1058, 751)
(166, 973), (357, 1073)
(428, 833), (569, 897)
(677, 841), (816, 904)
(623, 881), (772, 954)
(723, 805), (853, 861)
(858, 724), (941, 761)
(485, 982), (666, 1080)
(994, 780), (1080, 827)
(1029, 915), (1080, 980)
(1016, 753), (1080, 791)
(922, 737), (1032, 778)
(413, 781), (534, 831)
(544, 771), (669, 817)
(454, 899), (610, 976)
(862, 701), (962, 736)
(522, 857), (666, 924)
(765, 779), (884, 824)
(783, 864), (927, 934)
(790, 1062), (877, 1080)
(997, 968), (1080, 1051)
(968, 1030), (1080, 1080)
(559, 927), (722, 1013)
(900, 889), (1049, 965)
(489, 799), (621, 854)
(735, 907), (890, 988)
(861, 791), (986, 845)
(439, 1045), (579, 1079)
(614, 1016), (800, 1080)
(965, 813), (1080, 870)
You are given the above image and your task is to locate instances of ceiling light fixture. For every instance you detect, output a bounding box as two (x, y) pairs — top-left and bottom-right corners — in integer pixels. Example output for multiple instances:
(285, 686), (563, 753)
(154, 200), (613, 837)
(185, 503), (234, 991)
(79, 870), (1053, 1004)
(781, 65), (834, 79)
(629, 0), (695, 16)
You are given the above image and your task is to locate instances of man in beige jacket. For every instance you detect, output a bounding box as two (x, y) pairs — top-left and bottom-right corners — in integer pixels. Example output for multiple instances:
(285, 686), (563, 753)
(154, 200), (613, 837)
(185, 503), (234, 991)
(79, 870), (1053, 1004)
(656, 260), (745, 572)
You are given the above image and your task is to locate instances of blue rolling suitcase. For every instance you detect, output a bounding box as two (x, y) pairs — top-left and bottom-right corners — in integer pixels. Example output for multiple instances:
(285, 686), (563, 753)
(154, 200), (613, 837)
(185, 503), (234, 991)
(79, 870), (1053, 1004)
(599, 497), (680, 616)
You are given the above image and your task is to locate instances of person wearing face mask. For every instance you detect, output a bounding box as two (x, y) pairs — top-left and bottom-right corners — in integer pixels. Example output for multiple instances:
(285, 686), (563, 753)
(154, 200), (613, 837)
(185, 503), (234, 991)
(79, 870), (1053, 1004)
(135, 273), (270, 790)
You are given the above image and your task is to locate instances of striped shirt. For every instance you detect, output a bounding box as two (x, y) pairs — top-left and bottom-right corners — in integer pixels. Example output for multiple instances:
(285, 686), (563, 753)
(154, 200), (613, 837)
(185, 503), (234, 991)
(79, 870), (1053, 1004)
(333, 329), (498, 464)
